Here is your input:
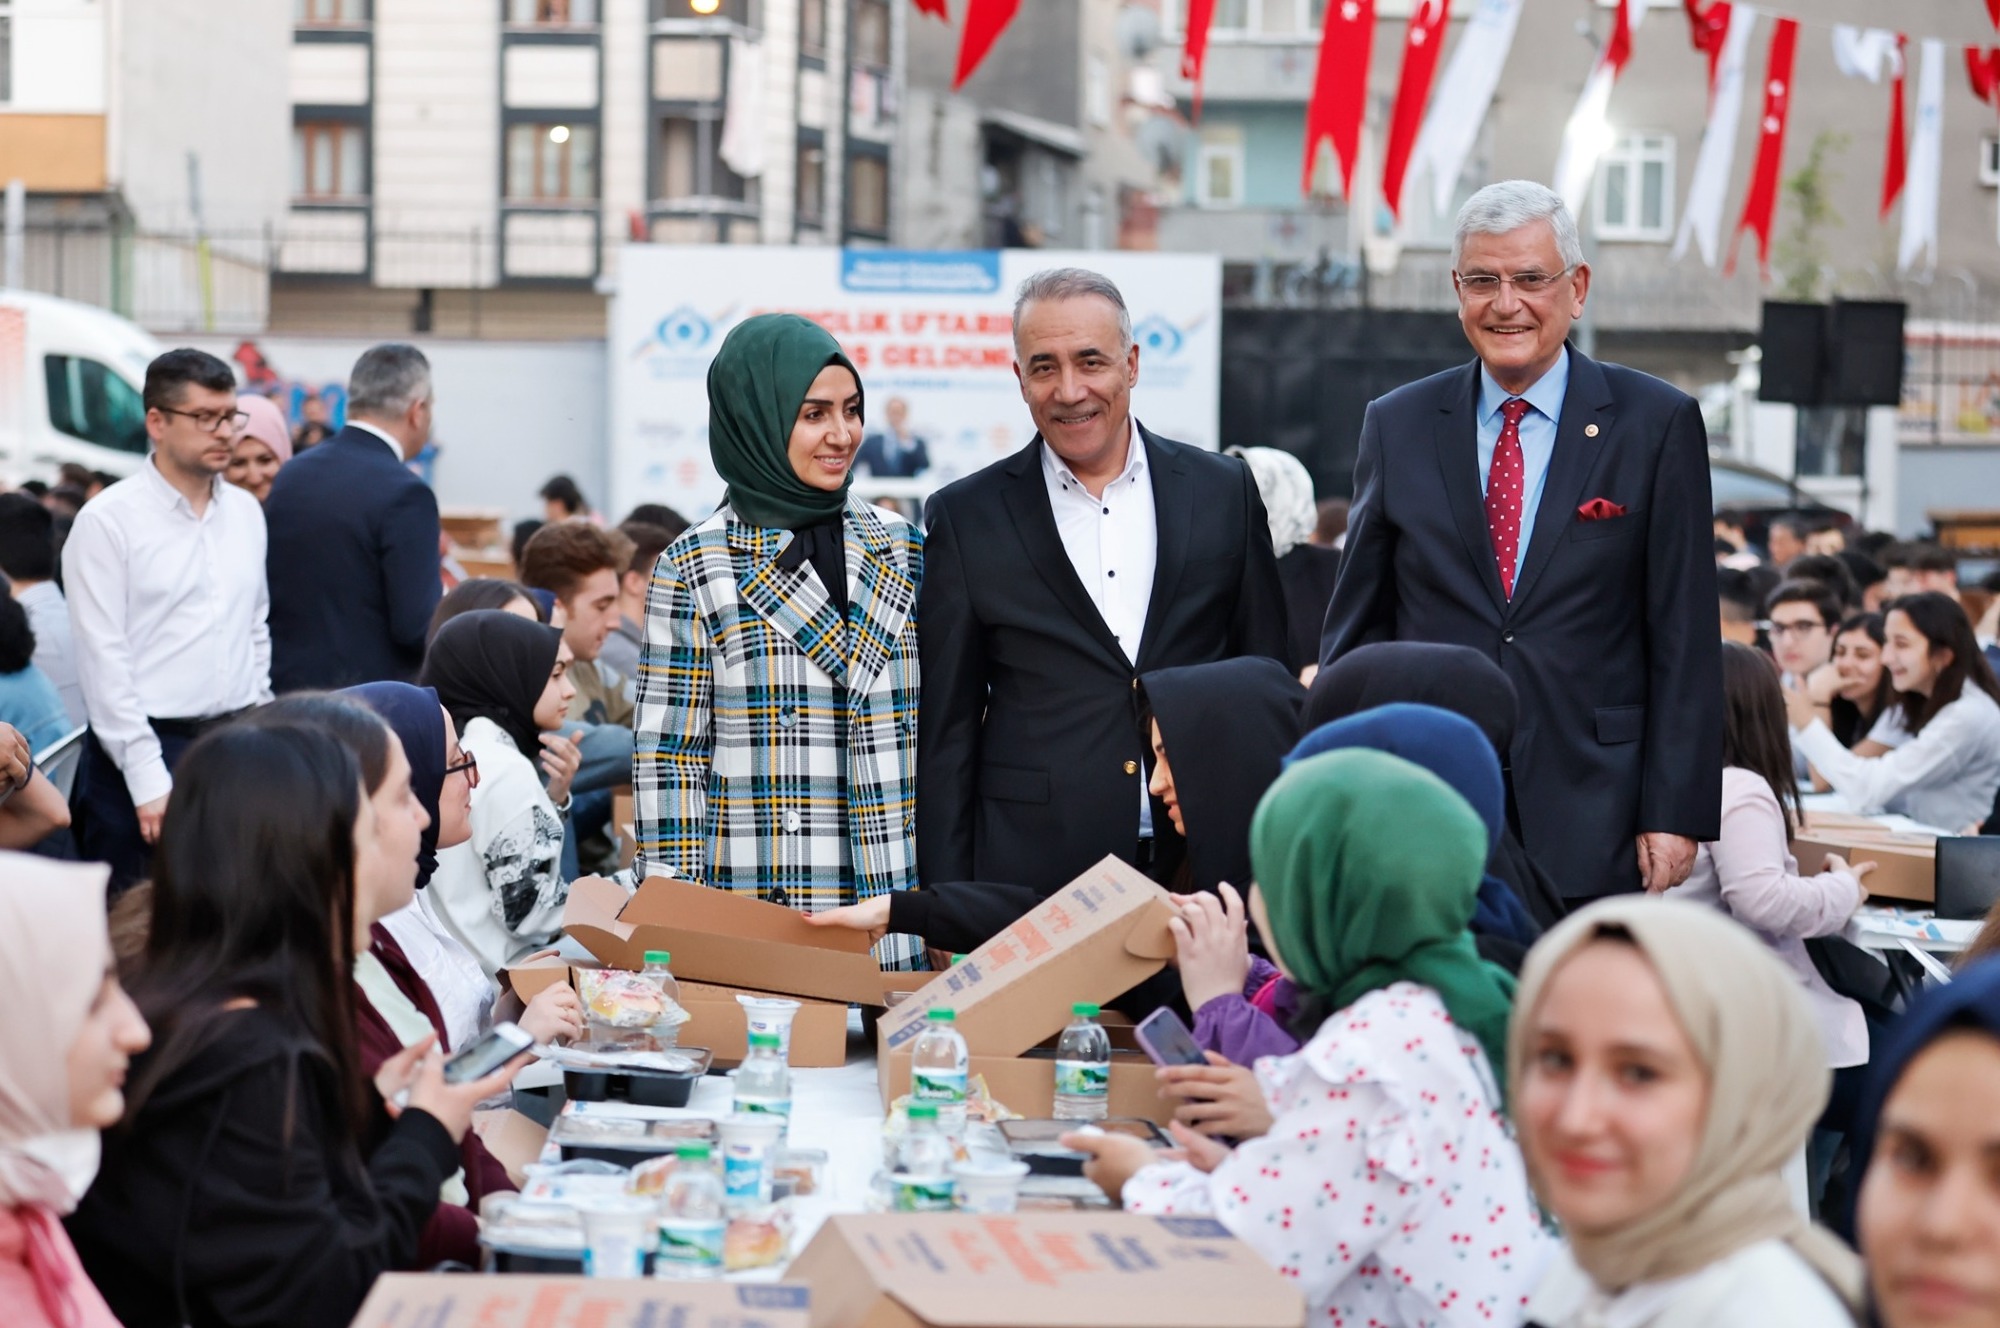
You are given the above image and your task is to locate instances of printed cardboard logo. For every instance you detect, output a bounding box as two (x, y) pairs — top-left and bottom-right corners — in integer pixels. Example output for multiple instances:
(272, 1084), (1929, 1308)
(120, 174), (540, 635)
(632, 304), (739, 380)
(1132, 314), (1207, 359)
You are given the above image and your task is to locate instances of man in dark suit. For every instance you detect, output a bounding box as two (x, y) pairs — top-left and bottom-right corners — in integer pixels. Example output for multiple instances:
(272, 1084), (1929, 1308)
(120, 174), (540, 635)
(920, 268), (1287, 898)
(263, 343), (442, 690)
(855, 397), (931, 479)
(1320, 180), (1721, 904)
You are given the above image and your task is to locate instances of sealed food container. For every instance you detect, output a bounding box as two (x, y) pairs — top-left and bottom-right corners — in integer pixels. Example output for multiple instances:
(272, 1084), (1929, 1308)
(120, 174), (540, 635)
(559, 1045), (714, 1109)
(549, 1112), (717, 1165)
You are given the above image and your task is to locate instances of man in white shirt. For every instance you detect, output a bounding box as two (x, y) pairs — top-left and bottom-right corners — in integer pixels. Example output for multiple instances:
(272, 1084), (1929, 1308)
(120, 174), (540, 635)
(0, 493), (85, 728)
(64, 348), (273, 890)
(917, 268), (1287, 897)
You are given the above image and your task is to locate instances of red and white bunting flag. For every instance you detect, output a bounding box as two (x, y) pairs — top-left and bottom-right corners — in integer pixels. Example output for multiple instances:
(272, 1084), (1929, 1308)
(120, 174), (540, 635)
(1728, 17), (1798, 278)
(1381, 0), (1451, 221)
(1302, 0), (1376, 198)
(1903, 39), (1945, 273)
(910, 0), (948, 18)
(1672, 4), (1756, 267)
(1684, 0), (1732, 95)
(1553, 0), (1634, 214)
(1968, 45), (2000, 105)
(1990, 0), (2000, 29)
(1883, 37), (1908, 219)
(1182, 0), (1218, 121)
(1832, 28), (1908, 219)
(952, 0), (1019, 90)
(1406, 0), (1523, 218)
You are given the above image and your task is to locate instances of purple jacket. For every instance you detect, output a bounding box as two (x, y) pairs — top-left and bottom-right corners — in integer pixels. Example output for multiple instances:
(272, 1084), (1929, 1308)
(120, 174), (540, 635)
(1190, 957), (1302, 1066)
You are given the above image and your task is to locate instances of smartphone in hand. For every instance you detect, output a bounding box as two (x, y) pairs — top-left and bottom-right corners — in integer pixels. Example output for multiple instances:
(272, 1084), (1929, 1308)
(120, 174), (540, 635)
(1134, 1008), (1208, 1069)
(442, 1021), (535, 1084)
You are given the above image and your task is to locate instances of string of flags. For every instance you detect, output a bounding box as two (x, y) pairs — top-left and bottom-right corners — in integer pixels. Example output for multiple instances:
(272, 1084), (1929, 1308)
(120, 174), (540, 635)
(912, 0), (2000, 279)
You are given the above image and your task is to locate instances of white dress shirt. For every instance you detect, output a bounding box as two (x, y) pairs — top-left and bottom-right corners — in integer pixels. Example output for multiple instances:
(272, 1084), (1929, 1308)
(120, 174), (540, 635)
(15, 580), (85, 728)
(1041, 423), (1158, 835)
(1794, 686), (2000, 831)
(347, 418), (408, 459)
(62, 458), (272, 806)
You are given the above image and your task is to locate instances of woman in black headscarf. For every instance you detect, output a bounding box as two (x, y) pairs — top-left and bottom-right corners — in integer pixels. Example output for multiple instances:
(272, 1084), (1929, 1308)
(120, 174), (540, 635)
(1307, 642), (1566, 927)
(417, 611), (581, 977)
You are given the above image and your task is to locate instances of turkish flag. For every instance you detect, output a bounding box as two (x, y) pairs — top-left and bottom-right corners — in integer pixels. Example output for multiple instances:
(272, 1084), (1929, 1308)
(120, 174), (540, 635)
(1728, 17), (1798, 277)
(1303, 0), (1376, 198)
(1969, 45), (2000, 104)
(911, 0), (948, 18)
(1183, 0), (1218, 120)
(1381, 0), (1450, 221)
(953, 0), (1019, 90)
(1882, 36), (1907, 219)
(1683, 0), (1731, 95)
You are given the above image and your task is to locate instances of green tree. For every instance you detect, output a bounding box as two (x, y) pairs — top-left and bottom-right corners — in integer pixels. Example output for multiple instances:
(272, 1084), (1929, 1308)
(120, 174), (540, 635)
(1773, 131), (1848, 301)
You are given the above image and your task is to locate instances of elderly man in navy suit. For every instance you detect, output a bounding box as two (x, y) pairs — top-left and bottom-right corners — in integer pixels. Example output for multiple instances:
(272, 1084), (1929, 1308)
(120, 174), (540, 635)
(264, 343), (442, 690)
(1320, 180), (1722, 905)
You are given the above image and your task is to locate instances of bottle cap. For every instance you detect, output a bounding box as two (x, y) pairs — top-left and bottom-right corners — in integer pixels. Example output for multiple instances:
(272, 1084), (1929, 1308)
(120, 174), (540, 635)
(908, 1103), (938, 1120)
(675, 1141), (711, 1160)
(926, 1008), (956, 1022)
(749, 1032), (781, 1049)
(1072, 1002), (1101, 1017)
(644, 950), (672, 965)
(950, 954), (968, 964)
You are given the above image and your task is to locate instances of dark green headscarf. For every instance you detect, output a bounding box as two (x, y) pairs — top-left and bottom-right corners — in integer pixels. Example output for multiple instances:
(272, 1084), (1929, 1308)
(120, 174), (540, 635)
(1250, 747), (1517, 1090)
(707, 313), (862, 530)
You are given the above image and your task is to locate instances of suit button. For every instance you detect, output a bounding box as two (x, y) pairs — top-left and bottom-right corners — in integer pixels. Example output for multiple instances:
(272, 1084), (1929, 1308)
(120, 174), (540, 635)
(784, 810), (803, 833)
(1123, 760), (1139, 775)
(1502, 631), (1516, 644)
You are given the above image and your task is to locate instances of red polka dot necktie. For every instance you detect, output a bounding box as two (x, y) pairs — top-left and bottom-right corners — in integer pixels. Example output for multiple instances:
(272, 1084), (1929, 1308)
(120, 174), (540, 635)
(1486, 397), (1530, 599)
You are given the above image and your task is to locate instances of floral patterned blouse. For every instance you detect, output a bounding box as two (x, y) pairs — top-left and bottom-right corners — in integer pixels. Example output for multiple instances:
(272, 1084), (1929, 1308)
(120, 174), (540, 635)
(1125, 982), (1553, 1327)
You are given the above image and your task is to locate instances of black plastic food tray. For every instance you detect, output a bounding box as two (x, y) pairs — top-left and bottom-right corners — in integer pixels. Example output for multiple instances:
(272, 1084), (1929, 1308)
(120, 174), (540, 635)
(560, 1046), (713, 1110)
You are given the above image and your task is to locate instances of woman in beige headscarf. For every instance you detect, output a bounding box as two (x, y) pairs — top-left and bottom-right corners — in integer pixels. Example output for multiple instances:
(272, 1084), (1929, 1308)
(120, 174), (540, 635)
(1510, 897), (1863, 1327)
(224, 394), (293, 503)
(0, 854), (150, 1328)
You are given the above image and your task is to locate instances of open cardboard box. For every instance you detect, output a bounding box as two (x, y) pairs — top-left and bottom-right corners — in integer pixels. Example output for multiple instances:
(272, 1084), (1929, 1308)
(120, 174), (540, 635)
(349, 1275), (811, 1328)
(788, 1214), (1306, 1328)
(610, 788), (636, 871)
(1792, 830), (1937, 903)
(504, 959), (853, 1068)
(874, 856), (1179, 1124)
(564, 874), (888, 1005)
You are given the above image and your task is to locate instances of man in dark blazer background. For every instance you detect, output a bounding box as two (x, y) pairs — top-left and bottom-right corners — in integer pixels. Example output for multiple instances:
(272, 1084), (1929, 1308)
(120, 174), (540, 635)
(919, 268), (1287, 899)
(1320, 180), (1721, 904)
(263, 342), (442, 691)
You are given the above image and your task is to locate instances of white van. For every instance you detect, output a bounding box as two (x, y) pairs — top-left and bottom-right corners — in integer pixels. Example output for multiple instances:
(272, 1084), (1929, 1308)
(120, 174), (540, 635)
(0, 289), (162, 487)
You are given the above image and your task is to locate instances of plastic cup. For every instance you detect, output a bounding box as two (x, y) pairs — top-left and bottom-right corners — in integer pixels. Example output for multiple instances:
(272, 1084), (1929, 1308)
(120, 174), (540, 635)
(579, 1195), (656, 1278)
(736, 995), (802, 1060)
(718, 1111), (787, 1210)
(951, 1158), (1029, 1214)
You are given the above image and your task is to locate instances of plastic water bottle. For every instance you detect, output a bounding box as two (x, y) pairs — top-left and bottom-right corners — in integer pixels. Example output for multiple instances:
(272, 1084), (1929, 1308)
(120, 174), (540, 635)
(894, 1104), (957, 1212)
(1053, 1002), (1111, 1121)
(654, 1143), (725, 1280)
(640, 949), (681, 1044)
(911, 1008), (970, 1140)
(733, 1032), (793, 1137)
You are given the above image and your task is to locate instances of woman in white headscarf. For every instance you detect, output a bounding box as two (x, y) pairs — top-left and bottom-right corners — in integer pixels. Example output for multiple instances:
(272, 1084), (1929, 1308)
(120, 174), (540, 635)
(0, 854), (150, 1328)
(1229, 446), (1338, 677)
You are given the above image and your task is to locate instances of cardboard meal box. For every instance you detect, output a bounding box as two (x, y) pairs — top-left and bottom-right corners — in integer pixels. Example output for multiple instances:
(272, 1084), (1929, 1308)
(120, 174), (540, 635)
(503, 959), (852, 1068)
(788, 1214), (1306, 1328)
(1802, 811), (1896, 833)
(349, 1275), (810, 1328)
(874, 857), (1179, 1123)
(563, 874), (888, 1005)
(1792, 831), (1938, 903)
(610, 788), (636, 871)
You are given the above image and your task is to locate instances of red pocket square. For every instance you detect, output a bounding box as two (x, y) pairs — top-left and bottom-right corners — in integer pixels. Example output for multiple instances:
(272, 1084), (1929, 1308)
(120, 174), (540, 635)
(1577, 498), (1628, 522)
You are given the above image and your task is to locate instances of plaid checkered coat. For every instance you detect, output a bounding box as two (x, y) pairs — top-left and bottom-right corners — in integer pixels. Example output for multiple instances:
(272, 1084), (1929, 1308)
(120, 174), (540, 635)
(631, 496), (923, 969)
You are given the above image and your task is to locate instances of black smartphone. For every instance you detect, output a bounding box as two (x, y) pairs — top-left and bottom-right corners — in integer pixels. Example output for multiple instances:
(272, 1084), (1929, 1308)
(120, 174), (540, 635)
(442, 1021), (534, 1084)
(1134, 1007), (1208, 1069)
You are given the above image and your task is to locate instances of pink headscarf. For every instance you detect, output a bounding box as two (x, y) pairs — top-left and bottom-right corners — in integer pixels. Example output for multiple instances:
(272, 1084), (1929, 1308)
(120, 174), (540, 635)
(233, 394), (294, 464)
(0, 855), (109, 1213)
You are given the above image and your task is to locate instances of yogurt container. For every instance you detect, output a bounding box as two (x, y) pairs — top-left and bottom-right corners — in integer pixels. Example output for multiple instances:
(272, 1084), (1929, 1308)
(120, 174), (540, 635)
(717, 1111), (786, 1211)
(951, 1158), (1030, 1214)
(578, 1195), (656, 1278)
(735, 995), (803, 1060)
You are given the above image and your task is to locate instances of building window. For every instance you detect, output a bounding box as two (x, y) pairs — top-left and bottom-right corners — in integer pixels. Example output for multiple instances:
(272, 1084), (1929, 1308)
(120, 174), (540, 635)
(1594, 132), (1674, 242)
(652, 0), (758, 22)
(659, 115), (751, 201)
(506, 122), (598, 202)
(852, 0), (890, 67)
(1981, 135), (2000, 187)
(848, 151), (889, 235)
(1210, 0), (1253, 33)
(1195, 141), (1244, 208)
(295, 0), (369, 25)
(505, 0), (599, 25)
(797, 139), (825, 224)
(293, 121), (366, 200)
(799, 0), (825, 59)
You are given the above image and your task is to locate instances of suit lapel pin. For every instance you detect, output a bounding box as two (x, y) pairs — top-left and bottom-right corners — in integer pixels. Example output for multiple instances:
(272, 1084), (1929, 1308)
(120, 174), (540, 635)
(1584, 423), (1599, 437)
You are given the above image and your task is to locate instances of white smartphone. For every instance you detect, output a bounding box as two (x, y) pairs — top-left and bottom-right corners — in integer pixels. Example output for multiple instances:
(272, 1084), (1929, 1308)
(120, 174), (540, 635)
(442, 1021), (535, 1084)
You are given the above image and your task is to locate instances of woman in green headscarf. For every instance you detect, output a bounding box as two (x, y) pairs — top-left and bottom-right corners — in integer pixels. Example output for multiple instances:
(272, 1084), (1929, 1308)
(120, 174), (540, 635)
(1067, 748), (1550, 1326)
(628, 313), (924, 969)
